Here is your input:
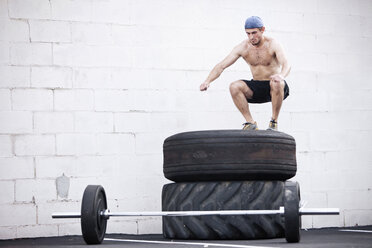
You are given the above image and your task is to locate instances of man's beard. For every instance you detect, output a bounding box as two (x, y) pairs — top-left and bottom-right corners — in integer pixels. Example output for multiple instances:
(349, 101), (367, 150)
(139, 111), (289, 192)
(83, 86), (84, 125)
(251, 39), (261, 46)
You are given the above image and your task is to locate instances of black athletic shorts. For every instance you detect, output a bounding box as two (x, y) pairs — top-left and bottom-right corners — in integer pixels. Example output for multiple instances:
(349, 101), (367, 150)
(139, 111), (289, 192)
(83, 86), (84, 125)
(242, 79), (290, 103)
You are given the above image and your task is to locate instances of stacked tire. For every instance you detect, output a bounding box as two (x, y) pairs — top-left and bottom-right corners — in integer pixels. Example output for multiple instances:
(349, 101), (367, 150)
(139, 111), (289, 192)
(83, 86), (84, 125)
(161, 130), (297, 240)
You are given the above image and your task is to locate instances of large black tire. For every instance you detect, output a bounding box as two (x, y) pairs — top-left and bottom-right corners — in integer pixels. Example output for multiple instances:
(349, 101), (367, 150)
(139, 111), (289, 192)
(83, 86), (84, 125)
(162, 181), (285, 240)
(163, 130), (297, 182)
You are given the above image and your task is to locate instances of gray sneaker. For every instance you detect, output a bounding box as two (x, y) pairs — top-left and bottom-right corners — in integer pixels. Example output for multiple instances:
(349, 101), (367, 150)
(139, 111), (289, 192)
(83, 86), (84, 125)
(242, 122), (258, 130)
(267, 119), (278, 131)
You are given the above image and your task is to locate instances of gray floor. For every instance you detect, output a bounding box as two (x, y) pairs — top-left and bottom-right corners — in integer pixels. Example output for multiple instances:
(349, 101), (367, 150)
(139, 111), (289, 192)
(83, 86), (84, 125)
(1, 226), (372, 248)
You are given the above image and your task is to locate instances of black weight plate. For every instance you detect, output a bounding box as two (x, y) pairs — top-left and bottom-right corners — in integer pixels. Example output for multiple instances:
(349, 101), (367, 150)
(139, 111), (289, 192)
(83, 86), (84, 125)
(284, 181), (301, 243)
(81, 185), (108, 244)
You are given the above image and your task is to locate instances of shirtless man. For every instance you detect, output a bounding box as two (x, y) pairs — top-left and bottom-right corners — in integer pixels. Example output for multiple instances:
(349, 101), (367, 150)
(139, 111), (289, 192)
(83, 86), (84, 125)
(200, 16), (291, 131)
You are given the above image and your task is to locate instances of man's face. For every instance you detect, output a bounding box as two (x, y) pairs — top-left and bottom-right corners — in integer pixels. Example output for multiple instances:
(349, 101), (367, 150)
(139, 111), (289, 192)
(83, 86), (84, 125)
(245, 27), (264, 46)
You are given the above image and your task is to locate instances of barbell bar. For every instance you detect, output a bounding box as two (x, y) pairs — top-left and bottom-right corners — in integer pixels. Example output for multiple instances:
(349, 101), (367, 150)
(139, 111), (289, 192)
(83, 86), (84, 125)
(52, 207), (339, 219)
(51, 183), (340, 245)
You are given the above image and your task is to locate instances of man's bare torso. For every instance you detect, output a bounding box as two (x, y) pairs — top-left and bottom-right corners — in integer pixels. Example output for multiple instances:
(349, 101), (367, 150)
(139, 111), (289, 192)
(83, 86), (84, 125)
(239, 36), (281, 81)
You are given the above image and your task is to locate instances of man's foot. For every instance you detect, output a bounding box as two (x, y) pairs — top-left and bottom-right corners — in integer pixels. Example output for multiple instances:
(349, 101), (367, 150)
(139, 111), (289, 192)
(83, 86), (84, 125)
(242, 121), (258, 130)
(267, 119), (278, 131)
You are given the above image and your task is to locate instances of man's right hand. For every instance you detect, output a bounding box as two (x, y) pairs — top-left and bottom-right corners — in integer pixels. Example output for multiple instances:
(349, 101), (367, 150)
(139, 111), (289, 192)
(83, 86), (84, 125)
(200, 82), (210, 91)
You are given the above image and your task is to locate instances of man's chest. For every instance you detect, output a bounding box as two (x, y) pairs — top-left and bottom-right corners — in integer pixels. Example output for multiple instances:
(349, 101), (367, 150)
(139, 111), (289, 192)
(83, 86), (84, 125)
(242, 48), (276, 66)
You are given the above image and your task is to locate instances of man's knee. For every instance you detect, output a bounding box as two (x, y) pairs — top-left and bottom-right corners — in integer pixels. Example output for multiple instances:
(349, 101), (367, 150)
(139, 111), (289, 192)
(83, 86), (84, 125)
(270, 80), (285, 94)
(229, 81), (243, 95)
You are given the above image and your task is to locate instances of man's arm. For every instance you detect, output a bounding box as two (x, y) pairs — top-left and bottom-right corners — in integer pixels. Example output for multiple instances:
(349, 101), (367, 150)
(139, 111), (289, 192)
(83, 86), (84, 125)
(200, 43), (243, 91)
(270, 41), (291, 82)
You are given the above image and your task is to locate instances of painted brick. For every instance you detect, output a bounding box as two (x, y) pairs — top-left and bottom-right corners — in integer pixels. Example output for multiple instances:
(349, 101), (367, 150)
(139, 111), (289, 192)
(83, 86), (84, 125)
(31, 66), (72, 89)
(74, 112), (113, 133)
(132, 1), (179, 28)
(54, 89), (94, 111)
(186, 111), (243, 131)
(326, 53), (362, 74)
(0, 111), (33, 134)
(139, 90), (178, 112)
(133, 46), (170, 70)
(328, 91), (372, 111)
(0, 19), (29, 42)
(0, 0), (8, 19)
(114, 112), (150, 133)
(303, 13), (363, 36)
(0, 89), (11, 110)
(10, 43), (52, 66)
(17, 225), (58, 238)
(8, 0), (51, 19)
(338, 170), (372, 191)
(15, 179), (56, 203)
(73, 68), (111, 89)
(71, 23), (112, 45)
(316, 34), (364, 55)
(0, 135), (12, 157)
(358, 0), (372, 17)
(115, 112), (188, 134)
(167, 47), (207, 71)
(286, 90), (328, 113)
(111, 25), (136, 47)
(96, 133), (135, 155)
(328, 190), (372, 210)
(0, 226), (17, 240)
(149, 112), (188, 133)
(289, 52), (328, 73)
(138, 218), (162, 234)
(73, 155), (124, 179)
(95, 90), (134, 112)
(0, 41), (9, 64)
(317, 0), (360, 15)
(361, 17), (372, 37)
(312, 214), (342, 228)
(91, 0), (131, 24)
(37, 201), (80, 225)
(296, 151), (326, 174)
(0, 181), (15, 204)
(325, 150), (372, 172)
(106, 220), (138, 235)
(344, 210), (372, 227)
(0, 157), (34, 180)
(0, 203), (36, 226)
(266, 12), (304, 33)
(111, 68), (151, 90)
(12, 89), (53, 111)
(67, 177), (108, 200)
(14, 135), (55, 156)
(51, 0), (92, 22)
(109, 46), (134, 67)
(135, 133), (167, 155)
(29, 20), (71, 43)
(54, 44), (133, 67)
(0, 66), (30, 88)
(310, 130), (372, 152)
(148, 69), (187, 90)
(36, 156), (76, 178)
(56, 134), (96, 156)
(34, 112), (74, 134)
(57, 223), (81, 236)
(291, 132), (310, 153)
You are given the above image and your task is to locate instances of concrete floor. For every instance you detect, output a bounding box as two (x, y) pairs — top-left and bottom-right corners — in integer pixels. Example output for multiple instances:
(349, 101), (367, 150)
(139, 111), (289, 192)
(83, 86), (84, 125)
(0, 226), (371, 248)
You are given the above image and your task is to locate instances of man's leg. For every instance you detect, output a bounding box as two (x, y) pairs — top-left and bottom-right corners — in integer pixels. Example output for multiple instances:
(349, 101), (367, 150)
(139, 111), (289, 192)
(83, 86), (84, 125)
(270, 79), (285, 121)
(229, 80), (255, 123)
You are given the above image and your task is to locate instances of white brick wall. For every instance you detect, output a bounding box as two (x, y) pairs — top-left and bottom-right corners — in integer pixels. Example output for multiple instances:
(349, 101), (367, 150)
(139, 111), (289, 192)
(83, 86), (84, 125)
(0, 0), (371, 240)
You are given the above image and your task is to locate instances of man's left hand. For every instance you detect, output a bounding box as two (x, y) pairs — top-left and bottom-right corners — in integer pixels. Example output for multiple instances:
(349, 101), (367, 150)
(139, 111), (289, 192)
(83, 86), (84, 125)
(270, 74), (284, 83)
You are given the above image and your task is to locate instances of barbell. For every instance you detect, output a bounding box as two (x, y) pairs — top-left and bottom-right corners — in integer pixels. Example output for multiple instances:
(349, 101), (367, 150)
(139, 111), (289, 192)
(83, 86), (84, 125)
(52, 183), (339, 245)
